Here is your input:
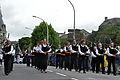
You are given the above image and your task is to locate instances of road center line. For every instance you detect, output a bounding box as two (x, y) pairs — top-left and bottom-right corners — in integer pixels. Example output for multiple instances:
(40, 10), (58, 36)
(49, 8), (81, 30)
(47, 70), (53, 72)
(71, 78), (78, 80)
(56, 72), (67, 77)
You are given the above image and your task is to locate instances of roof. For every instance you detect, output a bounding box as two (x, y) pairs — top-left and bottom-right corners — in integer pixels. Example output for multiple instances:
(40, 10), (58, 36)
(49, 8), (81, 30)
(68, 29), (81, 32)
(100, 18), (120, 26)
(0, 9), (6, 33)
(0, 9), (3, 28)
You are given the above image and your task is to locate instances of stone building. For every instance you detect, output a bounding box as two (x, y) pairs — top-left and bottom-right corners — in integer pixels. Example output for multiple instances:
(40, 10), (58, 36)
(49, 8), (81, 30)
(68, 29), (90, 43)
(100, 17), (120, 27)
(0, 9), (6, 46)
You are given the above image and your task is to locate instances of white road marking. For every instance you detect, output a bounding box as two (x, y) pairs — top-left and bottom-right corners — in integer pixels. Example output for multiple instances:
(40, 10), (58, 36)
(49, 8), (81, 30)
(87, 78), (96, 80)
(47, 70), (53, 72)
(56, 72), (67, 77)
(71, 78), (78, 80)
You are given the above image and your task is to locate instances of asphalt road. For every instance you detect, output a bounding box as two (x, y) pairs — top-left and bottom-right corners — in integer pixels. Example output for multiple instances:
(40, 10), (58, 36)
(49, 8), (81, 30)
(0, 64), (120, 80)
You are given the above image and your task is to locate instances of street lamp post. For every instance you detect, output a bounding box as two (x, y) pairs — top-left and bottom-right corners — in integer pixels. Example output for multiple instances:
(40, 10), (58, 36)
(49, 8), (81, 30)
(32, 16), (49, 44)
(68, 0), (75, 39)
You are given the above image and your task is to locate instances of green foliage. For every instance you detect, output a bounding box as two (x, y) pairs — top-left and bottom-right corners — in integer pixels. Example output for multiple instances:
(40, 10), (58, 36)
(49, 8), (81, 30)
(87, 22), (120, 46)
(18, 37), (31, 51)
(60, 38), (68, 48)
(31, 21), (60, 51)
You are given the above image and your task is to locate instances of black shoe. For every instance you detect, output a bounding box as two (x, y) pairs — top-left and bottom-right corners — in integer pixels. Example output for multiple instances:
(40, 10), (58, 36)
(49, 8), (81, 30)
(86, 69), (89, 72)
(102, 72), (105, 74)
(113, 73), (116, 76)
(107, 73), (110, 75)
(75, 69), (78, 72)
(79, 70), (81, 73)
(96, 72), (99, 73)
(68, 69), (71, 71)
(83, 71), (86, 73)
(64, 68), (66, 70)
(5, 73), (9, 75)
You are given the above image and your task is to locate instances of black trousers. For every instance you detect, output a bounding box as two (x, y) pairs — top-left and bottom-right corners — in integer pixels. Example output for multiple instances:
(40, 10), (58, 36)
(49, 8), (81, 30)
(85, 56), (89, 71)
(108, 56), (116, 75)
(92, 57), (98, 72)
(32, 57), (35, 67)
(0, 59), (2, 65)
(34, 53), (37, 68)
(60, 55), (65, 69)
(97, 56), (105, 73)
(37, 53), (42, 69)
(41, 54), (48, 70)
(56, 55), (61, 68)
(65, 54), (71, 70)
(70, 53), (78, 71)
(23, 55), (27, 64)
(35, 53), (39, 68)
(78, 55), (86, 72)
(27, 56), (30, 67)
(11, 56), (14, 71)
(4, 54), (12, 75)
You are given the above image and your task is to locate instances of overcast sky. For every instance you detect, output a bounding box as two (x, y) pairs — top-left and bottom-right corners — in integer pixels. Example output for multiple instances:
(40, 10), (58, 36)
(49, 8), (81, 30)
(0, 0), (120, 41)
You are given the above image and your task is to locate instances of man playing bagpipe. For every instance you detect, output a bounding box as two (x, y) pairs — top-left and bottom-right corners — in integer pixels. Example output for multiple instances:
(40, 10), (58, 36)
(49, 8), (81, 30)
(78, 39), (89, 73)
(96, 43), (105, 74)
(106, 42), (120, 76)
(64, 41), (71, 71)
(2, 40), (12, 75)
(70, 40), (79, 71)
(39, 39), (51, 73)
(55, 45), (63, 69)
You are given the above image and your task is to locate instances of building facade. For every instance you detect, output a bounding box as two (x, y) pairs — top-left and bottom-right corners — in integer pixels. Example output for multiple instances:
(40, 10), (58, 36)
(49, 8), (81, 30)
(0, 9), (6, 46)
(68, 29), (90, 43)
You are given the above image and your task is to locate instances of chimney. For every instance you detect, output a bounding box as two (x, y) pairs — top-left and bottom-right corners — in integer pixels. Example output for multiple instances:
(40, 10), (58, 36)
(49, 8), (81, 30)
(105, 17), (108, 21)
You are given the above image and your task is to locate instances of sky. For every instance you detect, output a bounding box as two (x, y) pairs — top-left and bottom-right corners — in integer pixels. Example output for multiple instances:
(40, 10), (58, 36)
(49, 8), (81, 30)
(0, 0), (120, 41)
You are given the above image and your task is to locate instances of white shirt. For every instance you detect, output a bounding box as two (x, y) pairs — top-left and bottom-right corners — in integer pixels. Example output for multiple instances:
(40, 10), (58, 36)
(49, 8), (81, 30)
(70, 44), (79, 53)
(33, 46), (40, 52)
(106, 47), (119, 56)
(91, 52), (97, 57)
(96, 47), (103, 56)
(91, 49), (99, 58)
(39, 44), (51, 53)
(55, 49), (63, 53)
(64, 45), (71, 52)
(8, 45), (15, 56)
(78, 45), (89, 55)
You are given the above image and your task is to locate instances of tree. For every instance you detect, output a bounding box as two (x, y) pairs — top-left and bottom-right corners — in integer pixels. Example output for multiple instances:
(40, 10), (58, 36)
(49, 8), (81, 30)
(18, 37), (31, 51)
(87, 22), (120, 46)
(60, 38), (68, 48)
(31, 21), (60, 51)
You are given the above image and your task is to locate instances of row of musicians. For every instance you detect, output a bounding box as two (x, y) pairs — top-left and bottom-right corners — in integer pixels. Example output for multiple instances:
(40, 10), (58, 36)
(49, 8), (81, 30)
(55, 40), (119, 76)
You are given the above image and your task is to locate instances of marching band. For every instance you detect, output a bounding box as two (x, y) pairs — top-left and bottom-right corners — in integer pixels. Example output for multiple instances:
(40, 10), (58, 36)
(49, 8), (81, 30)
(1, 39), (120, 76)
